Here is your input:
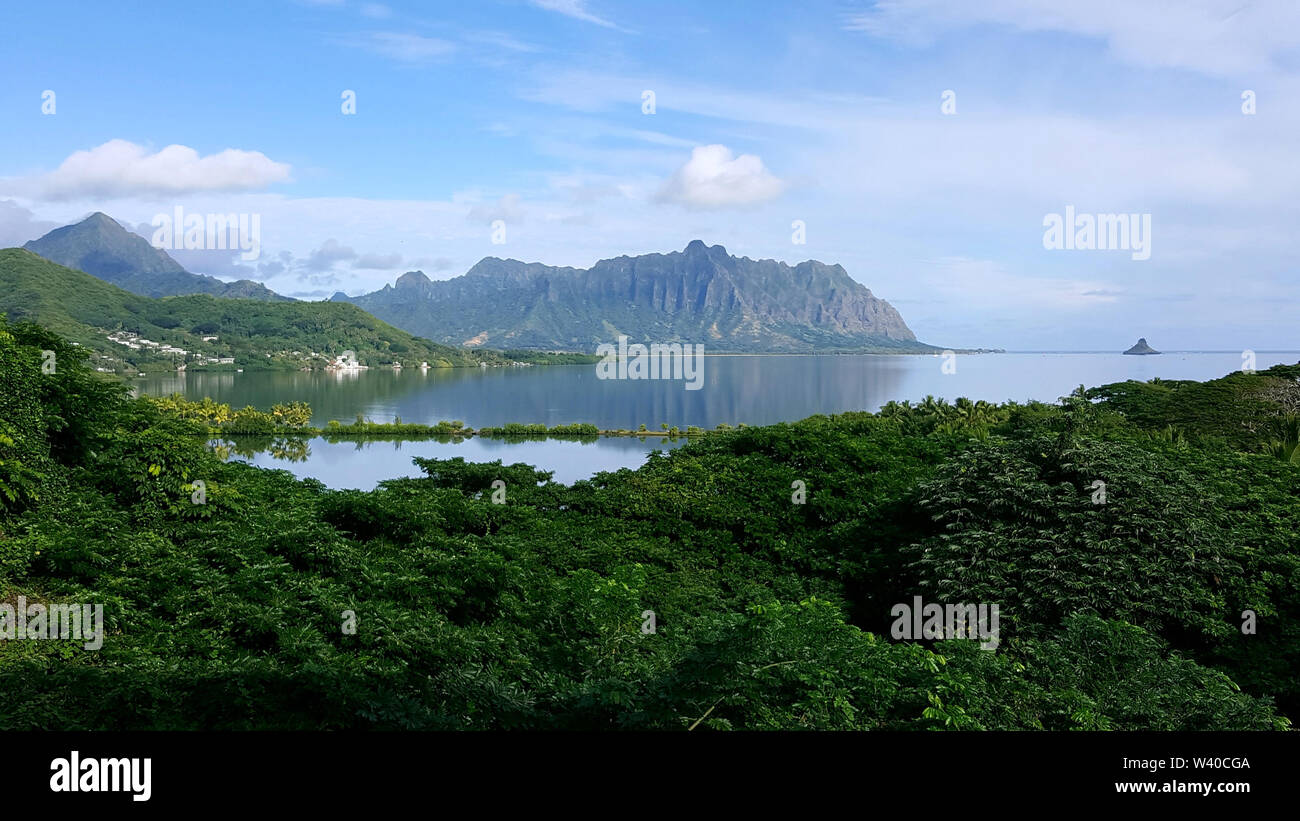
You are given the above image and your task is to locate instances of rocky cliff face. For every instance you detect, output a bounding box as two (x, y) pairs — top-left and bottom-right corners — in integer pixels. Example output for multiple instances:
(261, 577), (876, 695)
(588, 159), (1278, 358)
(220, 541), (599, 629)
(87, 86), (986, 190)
(338, 241), (926, 353)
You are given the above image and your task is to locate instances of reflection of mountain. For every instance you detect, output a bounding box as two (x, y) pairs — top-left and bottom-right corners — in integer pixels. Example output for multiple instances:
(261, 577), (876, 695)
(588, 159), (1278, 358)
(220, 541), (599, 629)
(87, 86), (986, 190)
(341, 359), (902, 429)
(139, 368), (462, 426)
(155, 355), (1293, 451)
(146, 358), (912, 429)
(142, 358), (909, 428)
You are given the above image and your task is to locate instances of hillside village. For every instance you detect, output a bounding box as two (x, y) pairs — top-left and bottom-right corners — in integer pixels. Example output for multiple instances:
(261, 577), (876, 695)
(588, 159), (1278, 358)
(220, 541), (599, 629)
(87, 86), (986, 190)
(102, 329), (449, 375)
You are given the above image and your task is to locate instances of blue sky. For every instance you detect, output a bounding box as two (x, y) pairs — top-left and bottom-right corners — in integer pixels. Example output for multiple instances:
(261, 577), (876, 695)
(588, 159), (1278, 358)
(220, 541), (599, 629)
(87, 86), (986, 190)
(1, 0), (1298, 350)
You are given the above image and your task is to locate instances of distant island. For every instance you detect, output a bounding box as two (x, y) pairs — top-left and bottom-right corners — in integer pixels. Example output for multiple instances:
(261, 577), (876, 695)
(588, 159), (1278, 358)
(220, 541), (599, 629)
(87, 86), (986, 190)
(1123, 338), (1161, 355)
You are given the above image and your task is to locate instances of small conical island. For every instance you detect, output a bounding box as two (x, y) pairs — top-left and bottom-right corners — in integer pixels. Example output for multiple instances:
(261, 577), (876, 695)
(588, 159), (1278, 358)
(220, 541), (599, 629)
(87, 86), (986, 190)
(1123, 337), (1161, 355)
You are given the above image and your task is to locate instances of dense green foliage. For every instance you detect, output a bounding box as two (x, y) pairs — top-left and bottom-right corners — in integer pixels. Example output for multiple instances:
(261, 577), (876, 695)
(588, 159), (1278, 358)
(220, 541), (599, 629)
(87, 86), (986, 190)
(476, 422), (600, 437)
(0, 318), (1295, 730)
(498, 350), (601, 365)
(1088, 366), (1300, 450)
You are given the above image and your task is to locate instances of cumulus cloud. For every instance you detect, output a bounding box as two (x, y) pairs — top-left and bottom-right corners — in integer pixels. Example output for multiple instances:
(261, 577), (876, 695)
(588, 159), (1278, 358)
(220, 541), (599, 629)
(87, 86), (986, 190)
(300, 241), (401, 273)
(12, 140), (291, 201)
(305, 238), (357, 271)
(658, 145), (785, 209)
(259, 252), (293, 278)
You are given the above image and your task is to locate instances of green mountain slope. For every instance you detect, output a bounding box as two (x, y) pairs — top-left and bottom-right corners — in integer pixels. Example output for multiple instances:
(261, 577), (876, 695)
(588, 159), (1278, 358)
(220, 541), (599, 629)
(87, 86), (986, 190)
(23, 212), (288, 301)
(0, 248), (500, 373)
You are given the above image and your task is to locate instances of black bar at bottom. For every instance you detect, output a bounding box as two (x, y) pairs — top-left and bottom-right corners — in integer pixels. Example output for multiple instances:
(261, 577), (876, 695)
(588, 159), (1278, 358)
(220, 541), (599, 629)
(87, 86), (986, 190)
(2, 731), (1290, 809)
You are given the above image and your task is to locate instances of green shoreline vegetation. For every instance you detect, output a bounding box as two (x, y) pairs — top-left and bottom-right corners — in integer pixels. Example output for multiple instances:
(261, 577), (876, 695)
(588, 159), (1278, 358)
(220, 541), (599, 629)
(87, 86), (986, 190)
(139, 394), (727, 440)
(2, 316), (1298, 730)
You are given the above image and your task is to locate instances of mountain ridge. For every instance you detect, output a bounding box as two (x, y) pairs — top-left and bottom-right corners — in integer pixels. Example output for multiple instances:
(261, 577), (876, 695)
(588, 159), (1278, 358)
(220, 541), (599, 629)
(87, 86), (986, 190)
(336, 241), (935, 353)
(23, 212), (289, 302)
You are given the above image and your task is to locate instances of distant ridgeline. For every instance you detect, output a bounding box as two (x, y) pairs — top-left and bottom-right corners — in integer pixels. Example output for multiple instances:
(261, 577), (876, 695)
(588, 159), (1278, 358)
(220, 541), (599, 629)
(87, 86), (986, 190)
(15, 213), (952, 355)
(335, 241), (940, 353)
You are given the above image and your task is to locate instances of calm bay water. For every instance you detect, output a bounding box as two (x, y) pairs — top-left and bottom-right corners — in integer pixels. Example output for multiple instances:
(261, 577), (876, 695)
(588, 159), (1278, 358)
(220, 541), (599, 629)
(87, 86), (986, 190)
(139, 352), (1299, 488)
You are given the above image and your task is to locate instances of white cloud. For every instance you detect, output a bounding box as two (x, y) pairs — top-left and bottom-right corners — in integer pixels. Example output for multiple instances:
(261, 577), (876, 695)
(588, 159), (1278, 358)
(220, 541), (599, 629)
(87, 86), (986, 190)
(306, 238), (357, 271)
(353, 32), (457, 63)
(467, 193), (525, 223)
(0, 200), (59, 247)
(844, 0), (1300, 77)
(464, 30), (540, 53)
(658, 145), (785, 209)
(530, 0), (620, 30)
(547, 172), (643, 204)
(8, 140), (291, 201)
(522, 69), (888, 129)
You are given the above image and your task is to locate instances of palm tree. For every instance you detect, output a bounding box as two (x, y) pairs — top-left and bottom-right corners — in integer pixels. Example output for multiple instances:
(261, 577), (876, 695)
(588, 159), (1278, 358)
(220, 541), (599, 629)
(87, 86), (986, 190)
(1264, 416), (1300, 464)
(1265, 439), (1300, 464)
(1149, 424), (1187, 445)
(919, 395), (947, 419)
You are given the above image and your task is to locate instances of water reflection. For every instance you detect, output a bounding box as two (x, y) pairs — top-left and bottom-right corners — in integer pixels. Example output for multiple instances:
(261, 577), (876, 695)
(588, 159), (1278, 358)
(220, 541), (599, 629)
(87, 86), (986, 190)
(141, 352), (1300, 431)
(215, 434), (686, 489)
(213, 436), (313, 463)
